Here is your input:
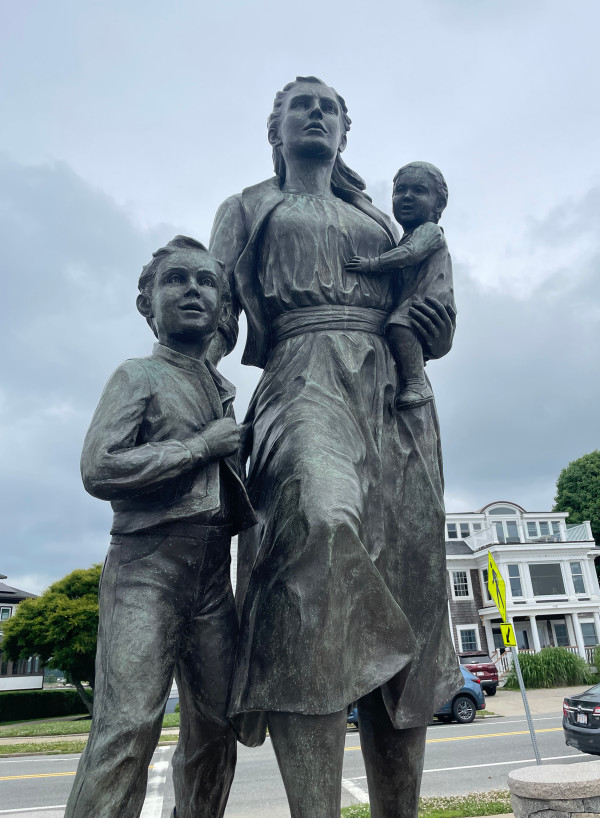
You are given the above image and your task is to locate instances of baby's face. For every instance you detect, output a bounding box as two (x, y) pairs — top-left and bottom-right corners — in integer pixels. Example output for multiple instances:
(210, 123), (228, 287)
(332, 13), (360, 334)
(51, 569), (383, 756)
(393, 167), (439, 230)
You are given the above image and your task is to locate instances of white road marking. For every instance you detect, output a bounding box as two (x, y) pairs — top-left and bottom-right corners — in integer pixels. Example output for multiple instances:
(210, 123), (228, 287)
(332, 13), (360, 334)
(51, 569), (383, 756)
(423, 752), (598, 773)
(345, 752), (596, 782)
(341, 777), (369, 802)
(0, 756), (81, 765)
(0, 808), (66, 815)
(430, 715), (562, 730)
(140, 747), (170, 818)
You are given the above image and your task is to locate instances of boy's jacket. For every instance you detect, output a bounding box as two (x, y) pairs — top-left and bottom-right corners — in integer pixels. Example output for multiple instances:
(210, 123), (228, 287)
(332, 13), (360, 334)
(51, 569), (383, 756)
(81, 343), (256, 535)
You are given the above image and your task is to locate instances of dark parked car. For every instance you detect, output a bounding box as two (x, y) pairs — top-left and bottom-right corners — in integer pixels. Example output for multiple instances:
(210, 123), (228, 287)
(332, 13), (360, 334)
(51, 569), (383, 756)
(563, 683), (600, 755)
(434, 665), (486, 724)
(347, 703), (358, 728)
(346, 666), (485, 728)
(458, 652), (499, 696)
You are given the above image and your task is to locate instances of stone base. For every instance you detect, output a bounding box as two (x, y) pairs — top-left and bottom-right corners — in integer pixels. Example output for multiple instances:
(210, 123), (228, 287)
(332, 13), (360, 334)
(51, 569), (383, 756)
(508, 762), (600, 818)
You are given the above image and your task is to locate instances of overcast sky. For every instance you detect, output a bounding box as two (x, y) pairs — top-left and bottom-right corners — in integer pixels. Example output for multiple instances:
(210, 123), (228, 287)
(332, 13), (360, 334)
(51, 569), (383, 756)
(2, 0), (600, 594)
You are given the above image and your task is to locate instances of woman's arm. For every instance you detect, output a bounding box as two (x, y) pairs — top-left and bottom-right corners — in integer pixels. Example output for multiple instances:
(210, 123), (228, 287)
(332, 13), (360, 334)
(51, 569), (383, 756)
(208, 194), (248, 366)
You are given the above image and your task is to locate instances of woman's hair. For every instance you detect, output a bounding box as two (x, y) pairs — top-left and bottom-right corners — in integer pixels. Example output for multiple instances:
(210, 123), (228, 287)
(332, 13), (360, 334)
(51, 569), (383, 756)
(267, 76), (371, 203)
(393, 161), (449, 223)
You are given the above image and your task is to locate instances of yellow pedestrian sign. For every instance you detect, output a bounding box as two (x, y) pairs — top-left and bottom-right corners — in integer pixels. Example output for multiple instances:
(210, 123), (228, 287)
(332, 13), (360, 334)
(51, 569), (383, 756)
(500, 623), (517, 647)
(488, 553), (506, 622)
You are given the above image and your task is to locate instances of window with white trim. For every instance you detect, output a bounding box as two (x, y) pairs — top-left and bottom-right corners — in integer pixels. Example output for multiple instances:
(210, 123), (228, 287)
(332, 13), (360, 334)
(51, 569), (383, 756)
(447, 523), (458, 539)
(529, 563), (565, 596)
(0, 607), (11, 621)
(458, 626), (479, 652)
(507, 564), (523, 597)
(481, 568), (492, 602)
(570, 562), (586, 594)
(460, 523), (470, 539)
(581, 622), (598, 646)
(452, 570), (470, 598)
(526, 521), (562, 541)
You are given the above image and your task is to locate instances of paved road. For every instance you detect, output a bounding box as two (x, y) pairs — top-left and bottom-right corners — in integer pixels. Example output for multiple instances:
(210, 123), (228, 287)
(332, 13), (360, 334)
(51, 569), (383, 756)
(1, 713), (597, 818)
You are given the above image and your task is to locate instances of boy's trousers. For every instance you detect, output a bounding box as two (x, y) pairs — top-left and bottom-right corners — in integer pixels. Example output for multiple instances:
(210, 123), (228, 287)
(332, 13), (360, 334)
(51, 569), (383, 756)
(64, 521), (238, 818)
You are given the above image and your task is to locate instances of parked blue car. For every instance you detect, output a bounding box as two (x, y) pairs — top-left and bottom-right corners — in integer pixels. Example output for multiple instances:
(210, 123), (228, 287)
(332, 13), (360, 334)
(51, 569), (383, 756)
(434, 665), (486, 724)
(347, 666), (485, 728)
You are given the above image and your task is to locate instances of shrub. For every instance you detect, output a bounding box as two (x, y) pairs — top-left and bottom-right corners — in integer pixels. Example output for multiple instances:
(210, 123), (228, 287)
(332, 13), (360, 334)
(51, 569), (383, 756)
(594, 645), (600, 672)
(504, 647), (594, 689)
(0, 689), (89, 723)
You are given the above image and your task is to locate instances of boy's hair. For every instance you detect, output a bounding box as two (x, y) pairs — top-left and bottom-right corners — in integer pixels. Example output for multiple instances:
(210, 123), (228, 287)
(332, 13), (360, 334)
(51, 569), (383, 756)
(393, 161), (448, 223)
(138, 235), (231, 337)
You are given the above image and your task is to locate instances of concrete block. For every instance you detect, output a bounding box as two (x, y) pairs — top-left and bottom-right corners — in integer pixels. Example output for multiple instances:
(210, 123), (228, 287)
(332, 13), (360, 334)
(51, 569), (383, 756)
(509, 762), (600, 799)
(547, 801), (585, 812)
(571, 813), (600, 818)
(511, 795), (548, 818)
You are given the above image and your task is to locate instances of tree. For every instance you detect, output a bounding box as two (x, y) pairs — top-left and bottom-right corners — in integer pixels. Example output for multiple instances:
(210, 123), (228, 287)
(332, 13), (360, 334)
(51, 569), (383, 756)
(2, 565), (101, 714)
(553, 450), (600, 544)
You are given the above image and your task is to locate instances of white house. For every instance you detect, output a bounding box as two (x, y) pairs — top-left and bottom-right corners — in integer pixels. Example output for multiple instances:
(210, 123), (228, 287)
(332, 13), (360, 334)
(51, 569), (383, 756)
(445, 501), (600, 665)
(0, 573), (43, 691)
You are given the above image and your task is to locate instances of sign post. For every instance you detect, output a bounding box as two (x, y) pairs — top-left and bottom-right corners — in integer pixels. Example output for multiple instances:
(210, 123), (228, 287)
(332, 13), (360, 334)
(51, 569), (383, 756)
(488, 553), (541, 765)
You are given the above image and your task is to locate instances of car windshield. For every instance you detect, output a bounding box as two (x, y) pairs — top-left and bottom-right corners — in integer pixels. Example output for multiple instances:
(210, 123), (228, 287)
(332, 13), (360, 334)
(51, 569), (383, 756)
(459, 655), (492, 664)
(582, 683), (600, 698)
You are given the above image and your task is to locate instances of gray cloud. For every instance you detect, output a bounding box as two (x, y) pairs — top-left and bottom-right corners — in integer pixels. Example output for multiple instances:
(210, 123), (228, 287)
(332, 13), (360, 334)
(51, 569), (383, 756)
(0, 156), (180, 591)
(433, 185), (600, 512)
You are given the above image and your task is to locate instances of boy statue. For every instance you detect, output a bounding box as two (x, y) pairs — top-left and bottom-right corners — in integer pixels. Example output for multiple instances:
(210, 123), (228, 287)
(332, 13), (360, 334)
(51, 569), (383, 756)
(65, 235), (256, 818)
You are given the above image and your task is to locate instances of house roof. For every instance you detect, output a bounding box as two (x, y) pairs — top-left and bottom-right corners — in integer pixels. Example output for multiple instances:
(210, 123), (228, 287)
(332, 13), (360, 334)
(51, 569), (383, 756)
(0, 581), (35, 603)
(445, 540), (473, 555)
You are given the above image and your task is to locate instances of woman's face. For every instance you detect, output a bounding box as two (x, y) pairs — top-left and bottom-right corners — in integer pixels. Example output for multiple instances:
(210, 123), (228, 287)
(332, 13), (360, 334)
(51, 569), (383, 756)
(276, 81), (345, 162)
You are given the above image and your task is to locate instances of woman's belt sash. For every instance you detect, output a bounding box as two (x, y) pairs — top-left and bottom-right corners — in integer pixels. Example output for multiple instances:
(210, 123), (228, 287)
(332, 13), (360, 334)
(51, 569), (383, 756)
(272, 305), (388, 344)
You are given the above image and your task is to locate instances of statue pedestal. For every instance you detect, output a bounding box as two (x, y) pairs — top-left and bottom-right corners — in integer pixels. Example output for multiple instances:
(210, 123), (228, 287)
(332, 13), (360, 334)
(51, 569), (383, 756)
(509, 761), (600, 818)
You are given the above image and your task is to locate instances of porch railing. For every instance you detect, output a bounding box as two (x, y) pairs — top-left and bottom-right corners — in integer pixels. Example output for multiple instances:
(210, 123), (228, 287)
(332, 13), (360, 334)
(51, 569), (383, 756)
(490, 644), (597, 675)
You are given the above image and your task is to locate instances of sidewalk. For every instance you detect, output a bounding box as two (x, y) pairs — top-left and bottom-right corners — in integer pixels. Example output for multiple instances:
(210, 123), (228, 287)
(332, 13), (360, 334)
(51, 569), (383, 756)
(489, 685), (590, 717)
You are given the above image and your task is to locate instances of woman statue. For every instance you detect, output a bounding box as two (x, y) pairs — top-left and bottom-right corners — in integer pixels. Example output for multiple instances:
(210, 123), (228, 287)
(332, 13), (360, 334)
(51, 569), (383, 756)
(209, 76), (461, 818)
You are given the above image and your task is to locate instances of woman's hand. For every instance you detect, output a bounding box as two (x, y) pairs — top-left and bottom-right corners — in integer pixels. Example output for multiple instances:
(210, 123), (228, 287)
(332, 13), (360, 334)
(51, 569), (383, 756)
(408, 297), (457, 360)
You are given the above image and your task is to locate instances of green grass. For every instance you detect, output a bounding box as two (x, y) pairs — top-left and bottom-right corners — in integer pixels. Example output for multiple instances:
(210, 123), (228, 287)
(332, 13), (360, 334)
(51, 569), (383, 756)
(341, 790), (512, 818)
(0, 740), (89, 756)
(0, 712), (180, 738)
(0, 731), (178, 757)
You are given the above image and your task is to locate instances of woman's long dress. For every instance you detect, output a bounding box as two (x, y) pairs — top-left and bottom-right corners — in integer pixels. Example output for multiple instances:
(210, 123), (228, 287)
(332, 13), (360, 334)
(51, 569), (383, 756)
(227, 191), (460, 741)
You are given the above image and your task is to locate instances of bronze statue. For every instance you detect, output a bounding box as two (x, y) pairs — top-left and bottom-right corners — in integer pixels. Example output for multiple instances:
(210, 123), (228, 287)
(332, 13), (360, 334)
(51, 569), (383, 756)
(65, 236), (255, 818)
(209, 77), (462, 818)
(346, 161), (455, 410)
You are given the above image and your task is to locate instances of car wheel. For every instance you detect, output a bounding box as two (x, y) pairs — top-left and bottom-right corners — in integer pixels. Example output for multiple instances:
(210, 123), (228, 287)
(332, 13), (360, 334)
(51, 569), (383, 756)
(486, 687), (497, 696)
(452, 695), (476, 724)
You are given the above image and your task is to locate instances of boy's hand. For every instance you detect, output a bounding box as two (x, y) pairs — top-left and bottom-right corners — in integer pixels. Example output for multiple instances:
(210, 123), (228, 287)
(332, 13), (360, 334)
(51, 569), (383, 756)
(345, 256), (372, 274)
(191, 418), (241, 461)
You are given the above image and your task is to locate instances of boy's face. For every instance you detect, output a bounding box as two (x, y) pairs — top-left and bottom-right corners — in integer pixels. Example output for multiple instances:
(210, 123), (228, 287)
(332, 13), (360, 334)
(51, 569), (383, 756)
(142, 249), (225, 346)
(392, 167), (440, 230)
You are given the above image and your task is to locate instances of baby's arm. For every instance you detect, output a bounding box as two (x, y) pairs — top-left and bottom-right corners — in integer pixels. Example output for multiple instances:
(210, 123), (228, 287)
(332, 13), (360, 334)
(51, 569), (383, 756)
(81, 361), (239, 501)
(346, 222), (446, 275)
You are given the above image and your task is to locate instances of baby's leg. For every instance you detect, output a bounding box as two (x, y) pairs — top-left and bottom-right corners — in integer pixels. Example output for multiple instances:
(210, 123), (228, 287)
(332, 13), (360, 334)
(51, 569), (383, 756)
(388, 325), (433, 410)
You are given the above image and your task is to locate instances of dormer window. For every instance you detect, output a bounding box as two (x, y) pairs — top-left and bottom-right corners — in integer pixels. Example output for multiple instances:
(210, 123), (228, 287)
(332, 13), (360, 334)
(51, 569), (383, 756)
(493, 520), (520, 544)
(526, 521), (562, 541)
